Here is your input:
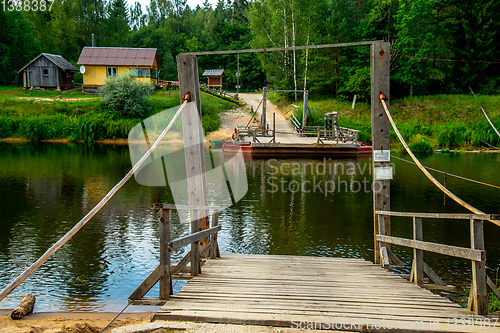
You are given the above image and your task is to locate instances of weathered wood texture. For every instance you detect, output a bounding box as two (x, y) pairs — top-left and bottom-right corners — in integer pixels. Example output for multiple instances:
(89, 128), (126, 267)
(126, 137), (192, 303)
(371, 42), (391, 265)
(413, 217), (424, 285)
(469, 219), (488, 315)
(177, 53), (209, 265)
(169, 225), (221, 251)
(376, 235), (485, 261)
(154, 254), (485, 332)
(10, 294), (35, 320)
(376, 211), (500, 221)
(159, 209), (172, 300)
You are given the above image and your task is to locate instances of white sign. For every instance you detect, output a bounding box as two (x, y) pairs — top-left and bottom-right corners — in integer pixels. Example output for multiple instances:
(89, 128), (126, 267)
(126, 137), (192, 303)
(236, 72), (241, 77)
(235, 85), (241, 89)
(79, 65), (86, 74)
(374, 167), (393, 180)
(373, 149), (390, 162)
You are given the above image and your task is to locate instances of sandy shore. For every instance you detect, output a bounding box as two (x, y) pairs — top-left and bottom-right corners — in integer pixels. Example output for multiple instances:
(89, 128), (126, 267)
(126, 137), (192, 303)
(0, 310), (322, 333)
(0, 310), (149, 333)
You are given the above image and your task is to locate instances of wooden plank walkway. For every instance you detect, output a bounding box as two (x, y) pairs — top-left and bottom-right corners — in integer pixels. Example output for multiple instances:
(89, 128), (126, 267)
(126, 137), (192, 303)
(154, 254), (498, 332)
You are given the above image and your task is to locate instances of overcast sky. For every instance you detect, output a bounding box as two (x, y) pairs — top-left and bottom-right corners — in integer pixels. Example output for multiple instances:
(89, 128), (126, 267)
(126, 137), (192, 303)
(129, 0), (220, 12)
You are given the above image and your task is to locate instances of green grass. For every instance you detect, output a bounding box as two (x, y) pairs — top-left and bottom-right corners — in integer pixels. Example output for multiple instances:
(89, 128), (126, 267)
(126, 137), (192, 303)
(270, 93), (500, 148)
(0, 87), (234, 141)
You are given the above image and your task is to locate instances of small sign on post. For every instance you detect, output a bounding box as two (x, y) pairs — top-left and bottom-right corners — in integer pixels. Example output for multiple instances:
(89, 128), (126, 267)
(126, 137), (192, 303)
(374, 167), (393, 180)
(373, 149), (390, 162)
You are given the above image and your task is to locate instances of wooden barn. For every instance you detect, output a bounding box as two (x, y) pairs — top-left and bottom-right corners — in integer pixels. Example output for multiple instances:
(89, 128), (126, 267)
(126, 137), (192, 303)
(77, 47), (160, 93)
(202, 69), (225, 90)
(18, 53), (79, 90)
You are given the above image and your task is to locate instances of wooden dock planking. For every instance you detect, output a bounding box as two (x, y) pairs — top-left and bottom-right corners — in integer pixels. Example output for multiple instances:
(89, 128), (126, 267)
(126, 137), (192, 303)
(154, 254), (498, 332)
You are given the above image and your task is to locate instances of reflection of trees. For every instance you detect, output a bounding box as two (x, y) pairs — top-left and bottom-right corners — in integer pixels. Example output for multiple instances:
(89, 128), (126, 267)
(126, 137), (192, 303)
(221, 158), (375, 257)
(0, 142), (184, 309)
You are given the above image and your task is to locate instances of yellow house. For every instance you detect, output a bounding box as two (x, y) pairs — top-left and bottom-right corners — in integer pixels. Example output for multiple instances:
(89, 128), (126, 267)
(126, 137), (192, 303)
(77, 47), (160, 92)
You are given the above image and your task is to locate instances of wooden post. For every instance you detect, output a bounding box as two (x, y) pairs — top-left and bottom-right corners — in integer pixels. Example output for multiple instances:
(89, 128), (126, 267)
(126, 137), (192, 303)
(469, 219), (488, 315)
(371, 42), (391, 264)
(378, 214), (390, 266)
(210, 209), (219, 259)
(412, 217), (424, 285)
(159, 209), (172, 299)
(176, 53), (209, 260)
(302, 90), (308, 133)
(191, 209), (200, 275)
(262, 87), (267, 133)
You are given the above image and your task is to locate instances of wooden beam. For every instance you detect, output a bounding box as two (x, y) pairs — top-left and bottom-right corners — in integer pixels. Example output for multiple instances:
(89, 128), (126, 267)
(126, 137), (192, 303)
(423, 262), (446, 286)
(487, 276), (500, 300)
(422, 284), (456, 292)
(470, 219), (488, 315)
(183, 40), (383, 56)
(378, 214), (390, 267)
(170, 225), (222, 251)
(210, 210), (219, 259)
(177, 53), (209, 270)
(200, 240), (212, 258)
(172, 251), (191, 275)
(375, 235), (485, 261)
(371, 42), (391, 265)
(129, 266), (160, 300)
(153, 204), (220, 211)
(386, 248), (404, 267)
(413, 217), (424, 285)
(375, 211), (499, 221)
(159, 209), (172, 300)
(130, 298), (167, 306)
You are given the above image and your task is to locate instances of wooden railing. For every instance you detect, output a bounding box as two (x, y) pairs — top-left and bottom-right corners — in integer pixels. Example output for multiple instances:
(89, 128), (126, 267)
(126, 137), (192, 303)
(129, 204), (221, 305)
(375, 211), (500, 315)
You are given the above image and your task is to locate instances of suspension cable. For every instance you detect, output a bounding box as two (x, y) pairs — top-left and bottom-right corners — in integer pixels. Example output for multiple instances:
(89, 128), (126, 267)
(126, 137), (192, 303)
(379, 92), (500, 227)
(391, 155), (500, 190)
(0, 97), (192, 302)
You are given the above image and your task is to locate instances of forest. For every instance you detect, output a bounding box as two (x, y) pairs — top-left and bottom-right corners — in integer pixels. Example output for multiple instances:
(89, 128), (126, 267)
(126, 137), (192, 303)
(1, 0), (500, 100)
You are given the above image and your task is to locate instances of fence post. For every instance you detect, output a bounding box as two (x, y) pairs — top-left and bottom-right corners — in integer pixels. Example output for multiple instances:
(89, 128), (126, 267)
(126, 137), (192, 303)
(159, 209), (172, 299)
(378, 214), (389, 266)
(210, 209), (219, 259)
(469, 219), (488, 315)
(191, 209), (201, 276)
(412, 217), (424, 285)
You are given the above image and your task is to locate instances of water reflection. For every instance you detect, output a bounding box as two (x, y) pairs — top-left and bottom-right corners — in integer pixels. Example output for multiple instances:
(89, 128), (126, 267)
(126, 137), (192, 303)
(0, 142), (498, 311)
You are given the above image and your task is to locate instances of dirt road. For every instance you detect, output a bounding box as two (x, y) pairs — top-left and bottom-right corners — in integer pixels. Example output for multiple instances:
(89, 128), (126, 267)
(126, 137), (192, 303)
(238, 93), (296, 135)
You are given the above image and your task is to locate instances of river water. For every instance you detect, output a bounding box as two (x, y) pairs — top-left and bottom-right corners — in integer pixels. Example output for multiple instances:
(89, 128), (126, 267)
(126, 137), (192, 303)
(0, 142), (498, 312)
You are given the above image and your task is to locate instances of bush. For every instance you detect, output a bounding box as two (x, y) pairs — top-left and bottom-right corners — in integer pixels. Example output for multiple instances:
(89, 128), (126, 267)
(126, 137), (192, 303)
(409, 134), (434, 153)
(100, 74), (155, 118)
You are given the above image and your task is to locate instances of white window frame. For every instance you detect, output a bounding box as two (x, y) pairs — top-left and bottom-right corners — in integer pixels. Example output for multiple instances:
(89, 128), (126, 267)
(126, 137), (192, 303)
(107, 67), (118, 77)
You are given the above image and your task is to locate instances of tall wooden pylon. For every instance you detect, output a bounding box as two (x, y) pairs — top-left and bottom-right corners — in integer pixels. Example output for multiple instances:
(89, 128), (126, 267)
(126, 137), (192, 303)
(371, 42), (391, 264)
(177, 54), (208, 275)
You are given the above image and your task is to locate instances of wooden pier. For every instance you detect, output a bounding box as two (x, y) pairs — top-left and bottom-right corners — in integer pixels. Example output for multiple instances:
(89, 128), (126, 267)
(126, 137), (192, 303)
(153, 254), (494, 332)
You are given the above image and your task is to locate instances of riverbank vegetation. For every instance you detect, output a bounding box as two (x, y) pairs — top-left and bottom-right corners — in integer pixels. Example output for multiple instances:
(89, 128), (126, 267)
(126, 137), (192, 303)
(272, 94), (500, 151)
(0, 87), (234, 142)
(3, 1), (500, 98)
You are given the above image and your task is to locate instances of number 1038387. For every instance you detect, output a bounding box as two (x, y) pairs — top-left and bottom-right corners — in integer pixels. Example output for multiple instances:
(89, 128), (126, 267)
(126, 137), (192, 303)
(2, 0), (54, 11)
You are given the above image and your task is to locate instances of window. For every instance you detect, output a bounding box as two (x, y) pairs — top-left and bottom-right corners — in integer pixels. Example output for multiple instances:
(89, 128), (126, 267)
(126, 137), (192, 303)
(129, 68), (149, 78)
(43, 69), (49, 77)
(107, 67), (117, 77)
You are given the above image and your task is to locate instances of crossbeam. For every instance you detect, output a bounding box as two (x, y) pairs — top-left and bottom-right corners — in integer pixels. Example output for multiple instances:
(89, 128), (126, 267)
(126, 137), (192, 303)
(376, 235), (486, 261)
(376, 211), (499, 221)
(170, 225), (222, 251)
(181, 40), (383, 56)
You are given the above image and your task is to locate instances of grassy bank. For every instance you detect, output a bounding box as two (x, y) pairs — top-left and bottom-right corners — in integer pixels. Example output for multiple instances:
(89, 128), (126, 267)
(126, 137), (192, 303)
(0, 87), (234, 141)
(270, 93), (500, 151)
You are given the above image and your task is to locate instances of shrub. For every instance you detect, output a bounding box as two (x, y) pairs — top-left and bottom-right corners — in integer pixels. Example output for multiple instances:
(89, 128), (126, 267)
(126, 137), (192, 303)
(100, 74), (155, 118)
(409, 134), (434, 153)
